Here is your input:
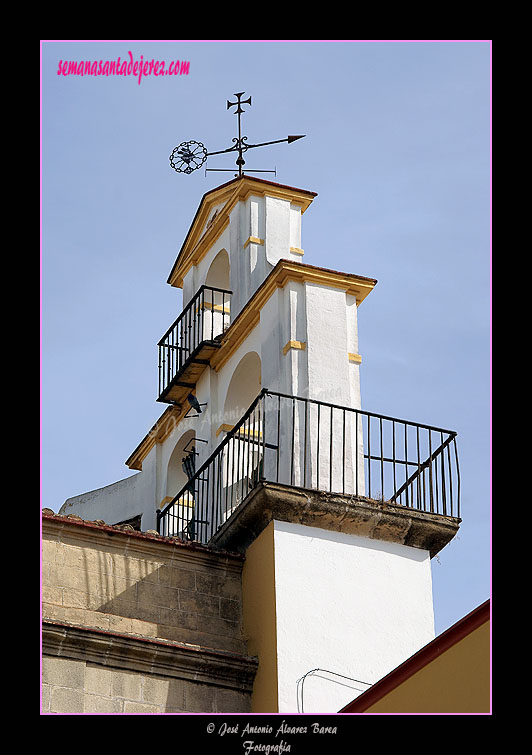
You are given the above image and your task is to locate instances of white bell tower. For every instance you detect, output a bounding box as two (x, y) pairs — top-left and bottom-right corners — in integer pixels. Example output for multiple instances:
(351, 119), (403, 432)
(147, 173), (460, 713)
(61, 96), (461, 714)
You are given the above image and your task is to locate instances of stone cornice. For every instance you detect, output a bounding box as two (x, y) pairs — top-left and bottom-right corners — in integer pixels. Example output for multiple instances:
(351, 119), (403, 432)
(210, 482), (461, 558)
(42, 620), (258, 691)
(42, 513), (245, 575)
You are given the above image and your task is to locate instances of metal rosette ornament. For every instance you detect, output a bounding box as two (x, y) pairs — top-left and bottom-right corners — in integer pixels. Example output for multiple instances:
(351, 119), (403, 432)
(169, 140), (207, 174)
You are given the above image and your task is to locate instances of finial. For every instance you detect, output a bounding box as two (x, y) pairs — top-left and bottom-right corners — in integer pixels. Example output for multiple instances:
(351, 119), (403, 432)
(169, 92), (305, 177)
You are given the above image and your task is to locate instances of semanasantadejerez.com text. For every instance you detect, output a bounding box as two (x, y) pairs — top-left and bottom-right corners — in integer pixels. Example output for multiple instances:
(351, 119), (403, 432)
(57, 52), (190, 84)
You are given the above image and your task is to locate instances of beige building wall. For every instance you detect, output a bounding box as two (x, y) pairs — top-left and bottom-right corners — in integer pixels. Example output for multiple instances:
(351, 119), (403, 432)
(241, 521), (279, 713)
(42, 650), (252, 714)
(340, 600), (490, 714)
(362, 619), (490, 713)
(41, 511), (257, 714)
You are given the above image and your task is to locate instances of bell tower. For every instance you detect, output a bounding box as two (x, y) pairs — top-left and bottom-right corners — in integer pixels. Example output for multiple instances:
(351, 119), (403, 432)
(61, 94), (462, 714)
(150, 95), (461, 712)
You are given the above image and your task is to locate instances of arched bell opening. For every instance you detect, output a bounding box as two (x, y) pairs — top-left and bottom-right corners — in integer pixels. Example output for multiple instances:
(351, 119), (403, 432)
(223, 351), (262, 428)
(218, 351), (263, 522)
(205, 248), (230, 292)
(162, 429), (198, 538)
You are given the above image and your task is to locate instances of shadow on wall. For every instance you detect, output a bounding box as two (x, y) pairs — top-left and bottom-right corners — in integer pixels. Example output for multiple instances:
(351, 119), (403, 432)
(79, 546), (245, 712)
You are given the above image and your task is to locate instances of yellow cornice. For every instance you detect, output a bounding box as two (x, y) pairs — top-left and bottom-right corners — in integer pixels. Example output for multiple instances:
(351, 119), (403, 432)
(125, 403), (189, 471)
(273, 261), (377, 301)
(211, 259), (377, 372)
(167, 176), (317, 289)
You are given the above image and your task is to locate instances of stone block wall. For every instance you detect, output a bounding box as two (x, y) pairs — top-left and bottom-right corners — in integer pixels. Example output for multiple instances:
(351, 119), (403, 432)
(41, 512), (257, 714)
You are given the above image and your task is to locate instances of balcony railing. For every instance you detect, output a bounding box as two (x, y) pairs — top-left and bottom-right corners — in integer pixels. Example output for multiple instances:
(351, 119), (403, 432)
(156, 390), (460, 543)
(158, 285), (231, 400)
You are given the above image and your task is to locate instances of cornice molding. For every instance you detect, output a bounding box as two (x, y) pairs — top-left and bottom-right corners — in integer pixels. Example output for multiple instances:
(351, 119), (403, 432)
(167, 176), (317, 288)
(42, 514), (245, 573)
(42, 620), (258, 691)
(211, 260), (377, 372)
(125, 404), (186, 471)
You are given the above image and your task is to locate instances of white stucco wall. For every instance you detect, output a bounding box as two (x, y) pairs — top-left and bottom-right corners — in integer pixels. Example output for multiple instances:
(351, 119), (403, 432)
(220, 193), (307, 321)
(305, 282), (353, 407)
(289, 204), (302, 252)
(280, 281), (308, 398)
(59, 463), (156, 529)
(272, 520), (435, 713)
(265, 196), (290, 268)
(228, 200), (247, 319)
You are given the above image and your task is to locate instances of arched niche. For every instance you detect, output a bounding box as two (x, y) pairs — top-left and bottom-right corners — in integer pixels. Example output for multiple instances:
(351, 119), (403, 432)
(205, 248), (230, 291)
(203, 249), (231, 338)
(223, 351), (262, 426)
(217, 351), (263, 525)
(214, 351), (263, 521)
(166, 429), (196, 499)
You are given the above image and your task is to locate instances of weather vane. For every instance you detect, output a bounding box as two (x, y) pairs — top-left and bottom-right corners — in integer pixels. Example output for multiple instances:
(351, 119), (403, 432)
(169, 92), (305, 177)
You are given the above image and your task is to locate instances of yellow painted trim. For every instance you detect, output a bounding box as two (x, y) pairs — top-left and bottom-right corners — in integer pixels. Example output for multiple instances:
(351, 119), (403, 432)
(216, 423), (262, 439)
(216, 423), (234, 437)
(275, 261), (377, 300)
(348, 352), (362, 364)
(211, 260), (376, 373)
(243, 236), (264, 248)
(168, 177), (316, 288)
(200, 301), (231, 314)
(289, 246), (304, 256)
(179, 494), (195, 507)
(182, 217), (230, 285)
(242, 521), (279, 712)
(126, 404), (188, 471)
(236, 428), (262, 440)
(212, 311), (261, 372)
(169, 187), (237, 288)
(282, 340), (307, 356)
(204, 208), (220, 232)
(159, 493), (195, 508)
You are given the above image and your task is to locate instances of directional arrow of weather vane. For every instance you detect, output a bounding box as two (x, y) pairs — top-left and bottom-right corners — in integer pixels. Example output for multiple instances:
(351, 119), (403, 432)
(169, 92), (305, 177)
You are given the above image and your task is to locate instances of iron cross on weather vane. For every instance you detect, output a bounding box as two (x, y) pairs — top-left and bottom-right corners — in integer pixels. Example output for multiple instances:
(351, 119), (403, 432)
(169, 92), (305, 177)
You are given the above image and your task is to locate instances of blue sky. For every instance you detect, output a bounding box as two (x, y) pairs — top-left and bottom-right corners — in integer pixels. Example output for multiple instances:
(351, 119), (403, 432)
(41, 40), (491, 636)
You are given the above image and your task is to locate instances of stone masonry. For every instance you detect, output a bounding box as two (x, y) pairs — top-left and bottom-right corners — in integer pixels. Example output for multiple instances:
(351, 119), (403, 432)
(41, 511), (258, 714)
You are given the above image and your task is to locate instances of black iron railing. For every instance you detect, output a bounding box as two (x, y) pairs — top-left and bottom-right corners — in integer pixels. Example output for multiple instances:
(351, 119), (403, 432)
(158, 285), (231, 399)
(156, 390), (460, 542)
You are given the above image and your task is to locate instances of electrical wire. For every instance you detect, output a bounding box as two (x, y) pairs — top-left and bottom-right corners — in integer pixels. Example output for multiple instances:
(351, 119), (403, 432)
(296, 668), (372, 713)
